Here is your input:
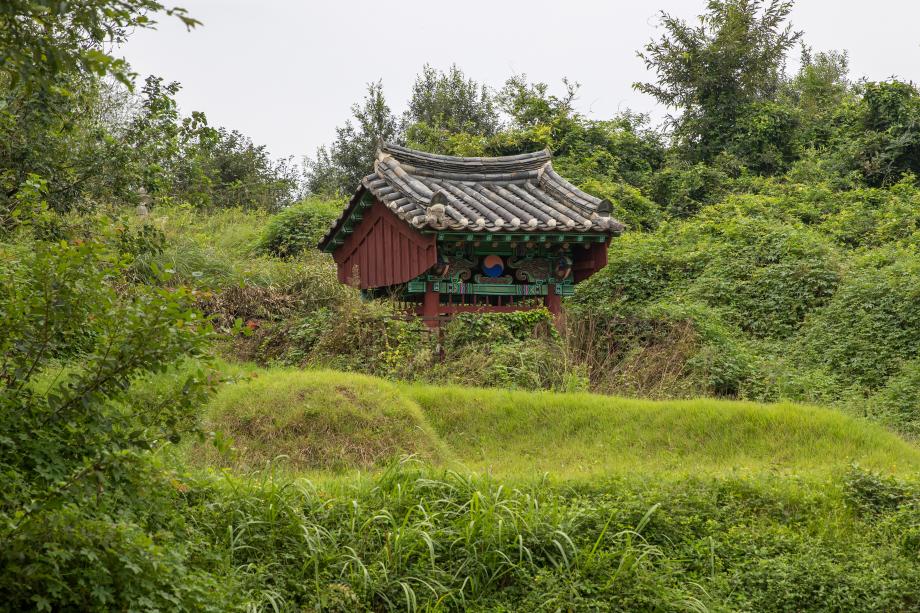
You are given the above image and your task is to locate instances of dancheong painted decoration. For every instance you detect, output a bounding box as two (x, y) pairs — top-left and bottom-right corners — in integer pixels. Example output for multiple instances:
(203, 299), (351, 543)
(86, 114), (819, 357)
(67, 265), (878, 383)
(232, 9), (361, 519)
(318, 143), (624, 326)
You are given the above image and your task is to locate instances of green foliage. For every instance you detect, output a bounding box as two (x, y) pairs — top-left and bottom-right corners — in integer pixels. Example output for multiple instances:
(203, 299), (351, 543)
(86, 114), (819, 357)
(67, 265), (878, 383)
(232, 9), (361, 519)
(403, 64), (499, 152)
(869, 359), (920, 437)
(306, 81), (399, 196)
(441, 309), (557, 351)
(0, 0), (198, 91)
(435, 309), (568, 390)
(0, 233), (230, 610)
(647, 160), (731, 218)
(783, 48), (852, 150)
(0, 75), (139, 218)
(167, 461), (920, 611)
(577, 206), (841, 339)
(11, 2), (920, 607)
(796, 246), (920, 390)
(258, 198), (341, 257)
(842, 80), (920, 186)
(293, 295), (432, 380)
(636, 0), (801, 168)
(685, 211), (842, 338)
(843, 465), (912, 515)
(731, 99), (801, 173)
(126, 76), (300, 211)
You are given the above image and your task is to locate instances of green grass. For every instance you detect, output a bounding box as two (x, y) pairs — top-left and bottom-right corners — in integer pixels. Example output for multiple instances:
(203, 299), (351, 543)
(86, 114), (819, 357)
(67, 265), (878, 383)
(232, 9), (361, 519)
(405, 383), (920, 478)
(191, 369), (450, 472)
(150, 366), (920, 610)
(185, 365), (920, 479)
(131, 204), (343, 290)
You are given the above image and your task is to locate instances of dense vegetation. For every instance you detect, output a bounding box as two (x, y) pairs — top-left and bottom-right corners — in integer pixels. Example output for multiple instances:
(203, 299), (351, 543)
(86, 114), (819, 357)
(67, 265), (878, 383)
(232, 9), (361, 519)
(5, 0), (920, 610)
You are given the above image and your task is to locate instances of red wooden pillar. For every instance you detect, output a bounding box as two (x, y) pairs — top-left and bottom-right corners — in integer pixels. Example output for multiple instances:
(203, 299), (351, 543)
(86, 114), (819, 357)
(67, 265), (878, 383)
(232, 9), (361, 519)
(545, 284), (562, 317)
(422, 283), (439, 328)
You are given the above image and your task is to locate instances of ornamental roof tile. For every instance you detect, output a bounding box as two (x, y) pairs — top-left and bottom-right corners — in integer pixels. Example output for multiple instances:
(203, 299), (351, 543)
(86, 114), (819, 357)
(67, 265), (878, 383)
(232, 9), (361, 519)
(318, 143), (623, 250)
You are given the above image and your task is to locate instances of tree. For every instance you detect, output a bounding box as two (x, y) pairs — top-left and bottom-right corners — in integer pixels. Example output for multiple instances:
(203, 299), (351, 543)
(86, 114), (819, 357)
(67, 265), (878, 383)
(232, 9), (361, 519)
(306, 81), (399, 196)
(403, 64), (499, 154)
(635, 0), (801, 168)
(179, 127), (301, 211)
(845, 80), (920, 186)
(0, 0), (198, 92)
(497, 75), (579, 131)
(0, 1), (198, 220)
(0, 72), (141, 221)
(492, 75), (665, 229)
(783, 48), (852, 150)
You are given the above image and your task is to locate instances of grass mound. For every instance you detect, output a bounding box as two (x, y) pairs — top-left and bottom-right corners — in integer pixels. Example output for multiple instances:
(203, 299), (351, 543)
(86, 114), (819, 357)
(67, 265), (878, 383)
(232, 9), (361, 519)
(190, 366), (920, 479)
(404, 383), (920, 478)
(198, 369), (448, 471)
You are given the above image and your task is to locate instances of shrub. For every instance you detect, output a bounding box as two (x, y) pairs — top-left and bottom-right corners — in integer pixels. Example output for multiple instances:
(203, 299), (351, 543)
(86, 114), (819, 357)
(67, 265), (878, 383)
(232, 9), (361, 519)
(843, 465), (912, 515)
(571, 228), (705, 308)
(258, 197), (341, 258)
(796, 246), (920, 390)
(817, 177), (920, 249)
(577, 177), (661, 230)
(441, 308), (556, 352)
(306, 295), (433, 379)
(647, 160), (730, 219)
(0, 235), (227, 610)
(868, 358), (920, 437)
(685, 213), (842, 338)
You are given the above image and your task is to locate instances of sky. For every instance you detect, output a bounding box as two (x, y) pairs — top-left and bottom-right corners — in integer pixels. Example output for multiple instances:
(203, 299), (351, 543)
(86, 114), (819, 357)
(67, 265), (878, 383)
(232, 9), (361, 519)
(117, 0), (920, 162)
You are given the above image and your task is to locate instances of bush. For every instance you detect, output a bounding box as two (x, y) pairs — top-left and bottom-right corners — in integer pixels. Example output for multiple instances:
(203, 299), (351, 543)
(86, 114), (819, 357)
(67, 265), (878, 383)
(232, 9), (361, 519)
(684, 212), (842, 338)
(304, 295), (433, 379)
(796, 246), (920, 390)
(0, 235), (226, 610)
(868, 359), (920, 437)
(258, 197), (341, 258)
(647, 160), (730, 219)
(843, 465), (913, 515)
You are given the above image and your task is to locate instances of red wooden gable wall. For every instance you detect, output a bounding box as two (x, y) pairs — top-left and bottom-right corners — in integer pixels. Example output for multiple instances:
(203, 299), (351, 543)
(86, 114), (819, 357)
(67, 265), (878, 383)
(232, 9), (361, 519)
(332, 200), (436, 289)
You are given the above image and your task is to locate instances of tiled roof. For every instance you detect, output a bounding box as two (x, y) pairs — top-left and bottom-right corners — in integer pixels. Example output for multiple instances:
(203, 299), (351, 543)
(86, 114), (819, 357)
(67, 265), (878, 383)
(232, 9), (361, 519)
(318, 144), (623, 250)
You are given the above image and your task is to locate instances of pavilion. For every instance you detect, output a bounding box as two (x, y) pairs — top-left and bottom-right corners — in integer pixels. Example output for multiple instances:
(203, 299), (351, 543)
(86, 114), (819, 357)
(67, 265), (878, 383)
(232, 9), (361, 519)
(318, 143), (623, 326)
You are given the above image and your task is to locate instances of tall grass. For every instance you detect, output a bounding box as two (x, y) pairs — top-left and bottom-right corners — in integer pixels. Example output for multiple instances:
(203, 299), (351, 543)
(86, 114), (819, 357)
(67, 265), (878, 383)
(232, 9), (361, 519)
(176, 458), (920, 612)
(183, 459), (701, 611)
(189, 369), (451, 471)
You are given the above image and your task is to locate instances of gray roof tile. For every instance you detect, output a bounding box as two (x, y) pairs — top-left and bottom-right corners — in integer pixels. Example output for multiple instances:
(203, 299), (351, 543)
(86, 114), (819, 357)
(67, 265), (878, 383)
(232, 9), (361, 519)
(318, 143), (623, 250)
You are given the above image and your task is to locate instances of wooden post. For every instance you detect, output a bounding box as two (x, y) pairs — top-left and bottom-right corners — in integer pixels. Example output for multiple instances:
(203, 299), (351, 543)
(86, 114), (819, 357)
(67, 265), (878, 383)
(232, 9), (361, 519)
(422, 283), (439, 328)
(544, 284), (562, 317)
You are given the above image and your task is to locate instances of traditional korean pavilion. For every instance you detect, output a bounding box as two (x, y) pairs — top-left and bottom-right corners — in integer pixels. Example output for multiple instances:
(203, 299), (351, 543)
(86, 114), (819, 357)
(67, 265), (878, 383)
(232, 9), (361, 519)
(318, 143), (623, 326)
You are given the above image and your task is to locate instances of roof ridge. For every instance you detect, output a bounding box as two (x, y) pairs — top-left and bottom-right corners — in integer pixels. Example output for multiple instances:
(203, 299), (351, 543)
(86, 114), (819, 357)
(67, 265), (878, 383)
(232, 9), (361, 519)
(381, 142), (551, 173)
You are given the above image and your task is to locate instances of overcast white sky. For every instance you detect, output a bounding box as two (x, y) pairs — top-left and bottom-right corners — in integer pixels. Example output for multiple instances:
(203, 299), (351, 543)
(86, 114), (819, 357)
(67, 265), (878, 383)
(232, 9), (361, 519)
(118, 0), (920, 161)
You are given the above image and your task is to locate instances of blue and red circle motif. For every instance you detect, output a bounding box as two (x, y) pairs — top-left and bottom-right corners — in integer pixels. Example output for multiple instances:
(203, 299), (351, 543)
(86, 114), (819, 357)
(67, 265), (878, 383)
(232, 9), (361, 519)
(482, 255), (504, 277)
